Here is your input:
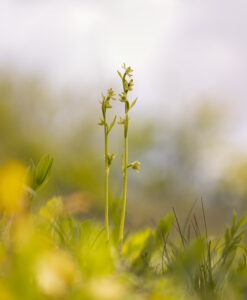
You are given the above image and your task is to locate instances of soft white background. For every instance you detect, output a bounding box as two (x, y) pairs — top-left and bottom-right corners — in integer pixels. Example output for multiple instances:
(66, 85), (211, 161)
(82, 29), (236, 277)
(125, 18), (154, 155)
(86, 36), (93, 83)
(0, 0), (246, 145)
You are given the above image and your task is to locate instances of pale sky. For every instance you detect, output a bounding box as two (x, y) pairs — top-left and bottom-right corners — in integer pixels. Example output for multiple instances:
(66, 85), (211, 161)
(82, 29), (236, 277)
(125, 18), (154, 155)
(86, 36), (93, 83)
(0, 0), (247, 141)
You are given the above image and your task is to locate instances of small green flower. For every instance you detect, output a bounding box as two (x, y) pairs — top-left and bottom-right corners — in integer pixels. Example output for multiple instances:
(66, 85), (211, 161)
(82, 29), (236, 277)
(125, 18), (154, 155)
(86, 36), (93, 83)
(105, 100), (112, 109)
(122, 63), (133, 77)
(98, 117), (104, 126)
(127, 79), (134, 91)
(119, 92), (127, 103)
(128, 161), (141, 173)
(107, 88), (116, 100)
(118, 116), (126, 125)
(107, 153), (115, 166)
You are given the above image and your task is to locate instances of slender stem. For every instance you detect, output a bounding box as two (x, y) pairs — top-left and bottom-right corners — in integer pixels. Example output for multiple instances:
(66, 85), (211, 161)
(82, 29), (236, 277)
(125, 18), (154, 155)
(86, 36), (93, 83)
(119, 102), (128, 249)
(105, 128), (109, 241)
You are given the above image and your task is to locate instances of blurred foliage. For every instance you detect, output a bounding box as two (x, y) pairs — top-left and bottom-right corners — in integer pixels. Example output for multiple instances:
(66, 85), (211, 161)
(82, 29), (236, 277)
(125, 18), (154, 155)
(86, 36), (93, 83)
(1, 72), (247, 299)
(0, 72), (246, 230)
(0, 161), (246, 299)
(218, 156), (247, 206)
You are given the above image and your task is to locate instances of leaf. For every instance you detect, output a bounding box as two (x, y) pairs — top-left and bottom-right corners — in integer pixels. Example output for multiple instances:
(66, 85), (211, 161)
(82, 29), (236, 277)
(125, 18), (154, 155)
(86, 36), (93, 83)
(157, 212), (174, 241)
(108, 115), (116, 133)
(39, 196), (64, 220)
(235, 214), (247, 232)
(27, 159), (36, 189)
(130, 97), (138, 109)
(225, 226), (230, 244)
(117, 70), (122, 79)
(35, 154), (54, 190)
(231, 210), (237, 237)
(122, 228), (152, 260)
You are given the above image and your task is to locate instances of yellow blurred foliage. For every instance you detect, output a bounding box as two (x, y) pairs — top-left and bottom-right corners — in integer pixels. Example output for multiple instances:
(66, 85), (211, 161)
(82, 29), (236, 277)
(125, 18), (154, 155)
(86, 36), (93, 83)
(228, 159), (247, 195)
(0, 282), (14, 300)
(64, 191), (92, 214)
(88, 277), (126, 300)
(0, 161), (27, 213)
(35, 249), (78, 298)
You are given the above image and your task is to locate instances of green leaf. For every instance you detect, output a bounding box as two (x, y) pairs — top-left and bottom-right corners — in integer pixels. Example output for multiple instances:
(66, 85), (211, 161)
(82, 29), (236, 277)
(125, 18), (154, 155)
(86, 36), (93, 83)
(35, 154), (54, 190)
(122, 228), (152, 261)
(27, 159), (36, 189)
(130, 97), (138, 109)
(231, 210), (237, 237)
(235, 214), (247, 232)
(39, 196), (64, 220)
(157, 212), (174, 241)
(225, 226), (230, 244)
(117, 70), (122, 79)
(108, 115), (116, 133)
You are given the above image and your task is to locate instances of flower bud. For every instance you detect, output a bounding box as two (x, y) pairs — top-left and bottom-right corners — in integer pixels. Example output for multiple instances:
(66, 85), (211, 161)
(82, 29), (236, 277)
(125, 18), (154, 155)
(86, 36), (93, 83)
(128, 161), (141, 173)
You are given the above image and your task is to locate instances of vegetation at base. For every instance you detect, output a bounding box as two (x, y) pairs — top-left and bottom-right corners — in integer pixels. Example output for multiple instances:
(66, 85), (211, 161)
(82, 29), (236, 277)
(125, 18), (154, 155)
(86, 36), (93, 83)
(1, 66), (247, 299)
(1, 158), (247, 299)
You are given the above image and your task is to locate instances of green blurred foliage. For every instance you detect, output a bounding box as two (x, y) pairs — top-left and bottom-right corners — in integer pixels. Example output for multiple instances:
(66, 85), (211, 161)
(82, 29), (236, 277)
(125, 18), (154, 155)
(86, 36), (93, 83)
(0, 72), (246, 231)
(1, 75), (247, 299)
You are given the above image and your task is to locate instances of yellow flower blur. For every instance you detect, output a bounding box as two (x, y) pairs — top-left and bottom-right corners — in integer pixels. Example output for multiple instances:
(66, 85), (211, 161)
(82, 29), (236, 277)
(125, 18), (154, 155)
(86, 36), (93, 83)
(35, 250), (77, 298)
(0, 161), (27, 213)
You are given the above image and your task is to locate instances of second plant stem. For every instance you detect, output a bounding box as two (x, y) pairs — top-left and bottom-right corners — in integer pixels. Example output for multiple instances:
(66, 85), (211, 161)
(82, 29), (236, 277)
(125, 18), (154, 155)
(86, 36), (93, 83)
(119, 101), (128, 248)
(105, 128), (110, 241)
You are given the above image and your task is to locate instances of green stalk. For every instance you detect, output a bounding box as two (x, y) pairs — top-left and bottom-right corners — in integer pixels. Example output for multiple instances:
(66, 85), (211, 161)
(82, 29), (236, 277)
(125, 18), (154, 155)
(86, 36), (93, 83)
(119, 102), (128, 247)
(98, 88), (116, 242)
(104, 128), (110, 241)
(117, 64), (139, 250)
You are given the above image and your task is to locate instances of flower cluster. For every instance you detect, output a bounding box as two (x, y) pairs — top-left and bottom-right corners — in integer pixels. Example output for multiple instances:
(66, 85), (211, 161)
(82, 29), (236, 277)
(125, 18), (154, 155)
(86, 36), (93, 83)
(98, 88), (116, 126)
(127, 161), (141, 173)
(98, 64), (141, 245)
(98, 87), (117, 241)
(117, 64), (138, 114)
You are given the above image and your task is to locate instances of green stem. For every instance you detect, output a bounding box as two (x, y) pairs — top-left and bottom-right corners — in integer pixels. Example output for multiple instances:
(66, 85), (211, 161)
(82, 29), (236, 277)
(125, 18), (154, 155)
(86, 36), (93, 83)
(119, 102), (128, 249)
(105, 129), (110, 241)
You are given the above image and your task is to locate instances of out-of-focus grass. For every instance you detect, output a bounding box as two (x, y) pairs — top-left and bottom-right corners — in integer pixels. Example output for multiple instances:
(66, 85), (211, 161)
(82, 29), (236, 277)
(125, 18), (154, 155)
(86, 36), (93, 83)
(0, 72), (247, 231)
(0, 161), (247, 299)
(1, 72), (247, 299)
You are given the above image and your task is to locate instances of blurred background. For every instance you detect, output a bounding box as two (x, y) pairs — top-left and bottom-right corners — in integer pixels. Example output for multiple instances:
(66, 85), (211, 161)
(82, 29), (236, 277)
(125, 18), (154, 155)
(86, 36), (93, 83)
(0, 0), (247, 232)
